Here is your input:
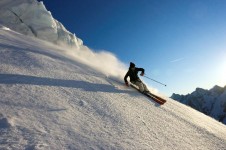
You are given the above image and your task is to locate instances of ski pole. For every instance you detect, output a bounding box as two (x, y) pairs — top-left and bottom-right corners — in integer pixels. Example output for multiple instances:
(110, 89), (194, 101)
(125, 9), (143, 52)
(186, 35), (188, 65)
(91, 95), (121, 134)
(143, 75), (167, 86)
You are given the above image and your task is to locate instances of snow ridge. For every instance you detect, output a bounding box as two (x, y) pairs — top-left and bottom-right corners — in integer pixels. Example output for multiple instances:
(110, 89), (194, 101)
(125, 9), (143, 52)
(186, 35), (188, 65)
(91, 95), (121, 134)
(0, 25), (226, 150)
(0, 0), (83, 47)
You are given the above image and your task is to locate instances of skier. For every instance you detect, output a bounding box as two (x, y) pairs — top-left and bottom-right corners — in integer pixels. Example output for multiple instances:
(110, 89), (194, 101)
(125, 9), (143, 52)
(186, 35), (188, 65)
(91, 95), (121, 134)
(124, 62), (150, 93)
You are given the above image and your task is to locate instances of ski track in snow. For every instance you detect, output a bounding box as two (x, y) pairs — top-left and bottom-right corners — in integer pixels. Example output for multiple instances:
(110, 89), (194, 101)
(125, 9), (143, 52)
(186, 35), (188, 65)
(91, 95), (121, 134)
(0, 28), (226, 150)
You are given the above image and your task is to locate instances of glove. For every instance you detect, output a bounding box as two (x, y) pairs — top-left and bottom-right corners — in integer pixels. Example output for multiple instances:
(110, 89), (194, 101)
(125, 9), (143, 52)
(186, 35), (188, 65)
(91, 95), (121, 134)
(125, 82), (129, 87)
(140, 72), (144, 76)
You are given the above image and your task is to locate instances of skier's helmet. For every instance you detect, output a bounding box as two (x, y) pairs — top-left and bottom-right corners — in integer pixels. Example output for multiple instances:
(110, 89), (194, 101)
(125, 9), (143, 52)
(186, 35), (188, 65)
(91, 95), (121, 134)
(130, 62), (135, 68)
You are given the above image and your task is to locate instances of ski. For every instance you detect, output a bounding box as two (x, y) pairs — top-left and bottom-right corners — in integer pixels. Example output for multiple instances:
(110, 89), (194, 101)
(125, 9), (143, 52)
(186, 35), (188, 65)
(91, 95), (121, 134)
(130, 84), (166, 105)
(147, 91), (167, 104)
(107, 77), (167, 105)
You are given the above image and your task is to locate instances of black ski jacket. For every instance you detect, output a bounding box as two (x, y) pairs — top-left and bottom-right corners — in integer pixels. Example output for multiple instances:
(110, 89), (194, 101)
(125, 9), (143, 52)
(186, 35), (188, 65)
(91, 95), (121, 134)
(124, 67), (144, 83)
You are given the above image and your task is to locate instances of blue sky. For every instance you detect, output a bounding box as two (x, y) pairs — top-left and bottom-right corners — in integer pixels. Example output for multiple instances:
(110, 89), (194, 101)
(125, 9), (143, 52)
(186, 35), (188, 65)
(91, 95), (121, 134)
(40, 0), (226, 96)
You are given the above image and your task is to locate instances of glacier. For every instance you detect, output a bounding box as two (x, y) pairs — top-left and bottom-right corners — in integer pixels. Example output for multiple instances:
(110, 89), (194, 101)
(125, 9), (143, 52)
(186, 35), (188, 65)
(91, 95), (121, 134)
(0, 0), (83, 48)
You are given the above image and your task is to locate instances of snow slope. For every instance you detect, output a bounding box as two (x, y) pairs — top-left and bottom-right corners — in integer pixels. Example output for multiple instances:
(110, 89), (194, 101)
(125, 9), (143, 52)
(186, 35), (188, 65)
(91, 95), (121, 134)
(0, 27), (226, 150)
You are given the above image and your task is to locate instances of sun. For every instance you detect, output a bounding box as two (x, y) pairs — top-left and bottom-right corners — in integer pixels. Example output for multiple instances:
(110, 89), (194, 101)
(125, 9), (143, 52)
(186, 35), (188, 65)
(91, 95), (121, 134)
(217, 59), (226, 86)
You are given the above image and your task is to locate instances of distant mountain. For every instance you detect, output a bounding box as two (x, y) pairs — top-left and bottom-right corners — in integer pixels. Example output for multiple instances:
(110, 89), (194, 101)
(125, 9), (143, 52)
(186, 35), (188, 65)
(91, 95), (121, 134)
(171, 85), (226, 125)
(0, 0), (83, 48)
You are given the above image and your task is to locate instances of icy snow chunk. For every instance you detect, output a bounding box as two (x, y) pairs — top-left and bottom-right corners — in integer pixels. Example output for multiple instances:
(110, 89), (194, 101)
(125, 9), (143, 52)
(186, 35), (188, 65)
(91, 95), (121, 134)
(79, 100), (87, 107)
(0, 114), (14, 128)
(0, 25), (10, 30)
(26, 143), (49, 150)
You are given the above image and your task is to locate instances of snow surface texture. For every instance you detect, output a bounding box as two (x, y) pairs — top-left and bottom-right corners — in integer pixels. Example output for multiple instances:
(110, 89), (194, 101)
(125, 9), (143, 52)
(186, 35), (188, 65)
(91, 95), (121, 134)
(0, 26), (226, 150)
(0, 0), (83, 47)
(171, 86), (226, 125)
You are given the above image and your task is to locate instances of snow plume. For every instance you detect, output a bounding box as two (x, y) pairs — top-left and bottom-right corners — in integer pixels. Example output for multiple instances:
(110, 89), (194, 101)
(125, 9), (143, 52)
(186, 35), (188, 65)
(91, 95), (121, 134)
(64, 45), (159, 94)
(65, 46), (127, 79)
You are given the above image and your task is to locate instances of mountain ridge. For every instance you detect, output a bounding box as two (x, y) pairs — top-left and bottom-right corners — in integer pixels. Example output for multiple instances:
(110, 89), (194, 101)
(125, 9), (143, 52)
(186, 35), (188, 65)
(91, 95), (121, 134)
(171, 85), (226, 125)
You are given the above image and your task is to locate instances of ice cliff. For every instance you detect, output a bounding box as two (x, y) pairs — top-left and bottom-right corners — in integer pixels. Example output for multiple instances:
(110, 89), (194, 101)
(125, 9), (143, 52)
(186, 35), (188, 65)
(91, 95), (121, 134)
(0, 0), (83, 48)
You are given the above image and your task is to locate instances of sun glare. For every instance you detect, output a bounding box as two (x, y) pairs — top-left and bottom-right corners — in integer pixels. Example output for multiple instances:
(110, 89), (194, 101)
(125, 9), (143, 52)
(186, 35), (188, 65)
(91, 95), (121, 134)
(218, 59), (226, 86)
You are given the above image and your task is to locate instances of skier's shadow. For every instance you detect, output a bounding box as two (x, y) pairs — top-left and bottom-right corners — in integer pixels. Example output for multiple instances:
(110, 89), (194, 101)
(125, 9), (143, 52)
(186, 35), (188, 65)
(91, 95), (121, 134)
(0, 73), (131, 93)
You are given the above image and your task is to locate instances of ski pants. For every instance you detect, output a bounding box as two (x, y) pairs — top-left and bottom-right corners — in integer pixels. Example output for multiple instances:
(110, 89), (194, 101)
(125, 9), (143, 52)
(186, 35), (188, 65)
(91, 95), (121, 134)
(131, 79), (149, 92)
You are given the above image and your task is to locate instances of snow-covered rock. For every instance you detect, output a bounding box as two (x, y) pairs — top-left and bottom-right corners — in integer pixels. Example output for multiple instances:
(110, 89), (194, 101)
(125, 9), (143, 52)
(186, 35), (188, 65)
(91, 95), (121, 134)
(0, 23), (226, 150)
(0, 0), (83, 48)
(171, 85), (226, 125)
